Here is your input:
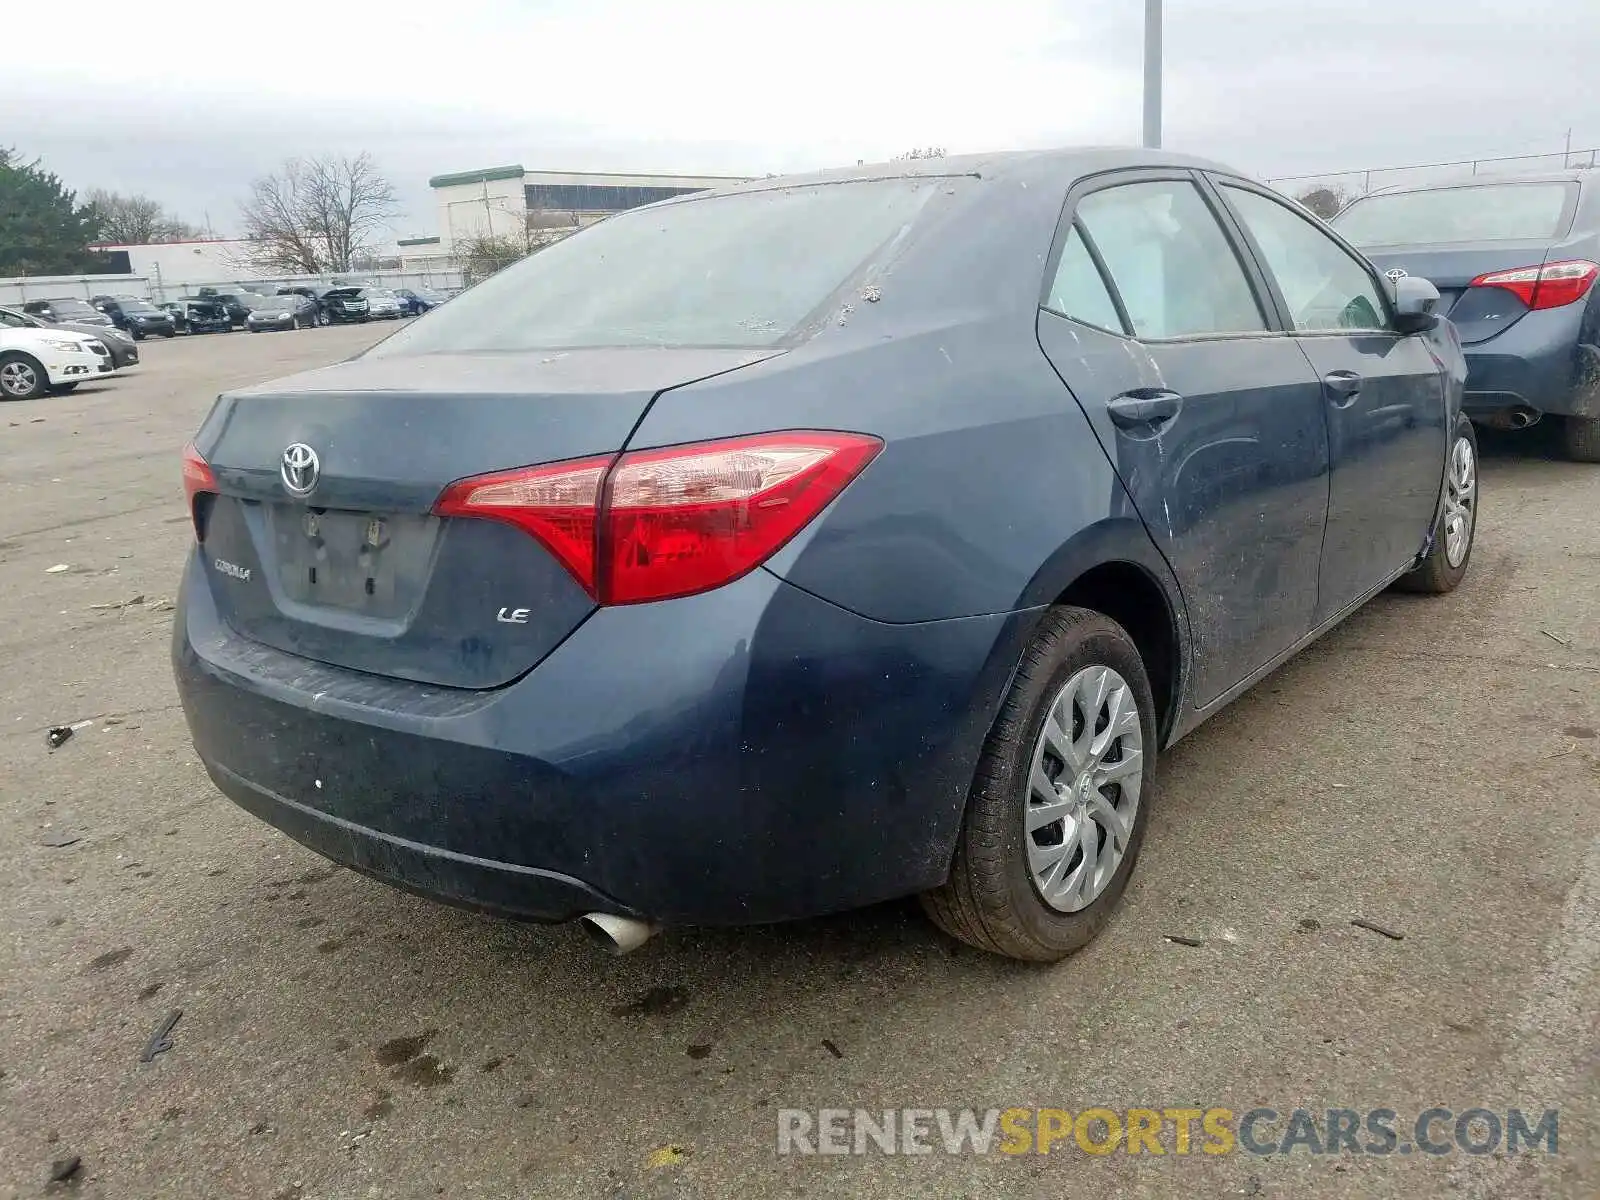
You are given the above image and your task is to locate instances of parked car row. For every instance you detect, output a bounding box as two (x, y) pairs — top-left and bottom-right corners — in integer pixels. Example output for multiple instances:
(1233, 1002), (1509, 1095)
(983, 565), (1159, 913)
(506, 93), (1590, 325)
(15, 284), (450, 346)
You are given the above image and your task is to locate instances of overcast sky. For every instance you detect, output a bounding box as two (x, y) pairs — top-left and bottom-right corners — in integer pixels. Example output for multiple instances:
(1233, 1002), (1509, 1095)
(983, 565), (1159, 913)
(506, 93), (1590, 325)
(6, 0), (1598, 245)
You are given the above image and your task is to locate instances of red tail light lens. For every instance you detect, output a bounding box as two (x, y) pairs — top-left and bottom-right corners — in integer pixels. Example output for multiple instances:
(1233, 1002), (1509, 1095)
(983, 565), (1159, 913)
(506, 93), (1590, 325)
(181, 442), (219, 540)
(181, 442), (217, 510)
(433, 455), (610, 593)
(602, 432), (882, 604)
(433, 431), (882, 605)
(1469, 259), (1599, 311)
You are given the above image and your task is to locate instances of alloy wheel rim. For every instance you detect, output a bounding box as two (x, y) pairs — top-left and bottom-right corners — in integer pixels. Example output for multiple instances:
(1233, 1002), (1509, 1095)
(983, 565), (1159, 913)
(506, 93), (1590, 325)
(1024, 665), (1144, 913)
(1, 361), (37, 395)
(1443, 434), (1476, 569)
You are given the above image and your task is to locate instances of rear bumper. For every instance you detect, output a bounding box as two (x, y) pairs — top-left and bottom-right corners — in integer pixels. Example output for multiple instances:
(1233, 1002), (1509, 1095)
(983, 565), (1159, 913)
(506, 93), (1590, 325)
(173, 551), (1034, 925)
(1461, 313), (1600, 419)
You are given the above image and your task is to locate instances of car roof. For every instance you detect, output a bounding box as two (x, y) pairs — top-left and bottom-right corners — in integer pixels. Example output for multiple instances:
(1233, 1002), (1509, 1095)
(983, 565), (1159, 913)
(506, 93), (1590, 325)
(683, 145), (1243, 203)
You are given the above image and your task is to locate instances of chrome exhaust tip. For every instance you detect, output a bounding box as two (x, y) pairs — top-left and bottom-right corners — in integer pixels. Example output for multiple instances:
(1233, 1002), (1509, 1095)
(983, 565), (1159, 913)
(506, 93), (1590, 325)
(578, 912), (660, 955)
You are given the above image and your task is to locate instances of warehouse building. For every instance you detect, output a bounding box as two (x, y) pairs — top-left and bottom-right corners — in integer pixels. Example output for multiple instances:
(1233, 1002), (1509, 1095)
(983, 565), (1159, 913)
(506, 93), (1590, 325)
(424, 165), (750, 256)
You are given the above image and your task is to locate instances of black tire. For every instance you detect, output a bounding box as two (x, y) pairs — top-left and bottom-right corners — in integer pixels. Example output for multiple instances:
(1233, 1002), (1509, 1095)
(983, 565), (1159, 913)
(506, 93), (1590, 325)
(1395, 413), (1478, 594)
(920, 606), (1158, 962)
(0, 352), (48, 401)
(1560, 415), (1600, 463)
(131, 328), (145, 341)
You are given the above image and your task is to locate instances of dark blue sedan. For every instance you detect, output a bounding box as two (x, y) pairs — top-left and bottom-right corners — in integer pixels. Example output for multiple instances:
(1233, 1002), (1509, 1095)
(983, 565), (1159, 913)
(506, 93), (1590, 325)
(1334, 170), (1600, 461)
(173, 148), (1476, 961)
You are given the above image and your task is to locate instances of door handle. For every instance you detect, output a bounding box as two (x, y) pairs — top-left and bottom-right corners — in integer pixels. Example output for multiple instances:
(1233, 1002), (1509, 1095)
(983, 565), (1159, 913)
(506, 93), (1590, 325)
(1107, 389), (1183, 430)
(1323, 370), (1363, 406)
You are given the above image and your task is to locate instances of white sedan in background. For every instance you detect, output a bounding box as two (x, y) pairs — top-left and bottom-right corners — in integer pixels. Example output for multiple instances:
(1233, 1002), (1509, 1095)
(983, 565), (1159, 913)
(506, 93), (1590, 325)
(359, 288), (404, 319)
(0, 325), (116, 400)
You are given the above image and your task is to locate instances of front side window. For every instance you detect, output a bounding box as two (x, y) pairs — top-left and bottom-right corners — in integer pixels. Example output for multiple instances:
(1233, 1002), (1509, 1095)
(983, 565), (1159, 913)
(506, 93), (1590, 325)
(1222, 185), (1388, 333)
(1044, 225), (1124, 332)
(1074, 180), (1265, 340)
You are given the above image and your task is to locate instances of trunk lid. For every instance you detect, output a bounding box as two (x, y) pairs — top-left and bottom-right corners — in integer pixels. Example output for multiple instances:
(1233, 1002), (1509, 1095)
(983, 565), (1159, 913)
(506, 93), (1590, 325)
(1360, 240), (1560, 344)
(193, 347), (776, 689)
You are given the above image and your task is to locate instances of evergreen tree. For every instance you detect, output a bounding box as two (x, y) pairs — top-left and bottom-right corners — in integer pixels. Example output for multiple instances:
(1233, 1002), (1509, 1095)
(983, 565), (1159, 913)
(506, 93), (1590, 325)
(0, 148), (102, 275)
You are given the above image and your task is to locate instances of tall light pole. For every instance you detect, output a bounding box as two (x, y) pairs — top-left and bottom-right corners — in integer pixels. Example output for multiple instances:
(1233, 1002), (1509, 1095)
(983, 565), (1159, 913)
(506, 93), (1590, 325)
(1142, 0), (1162, 149)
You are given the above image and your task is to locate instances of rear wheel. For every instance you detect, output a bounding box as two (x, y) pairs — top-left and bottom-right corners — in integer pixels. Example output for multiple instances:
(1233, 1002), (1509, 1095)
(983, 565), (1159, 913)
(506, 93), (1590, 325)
(0, 353), (47, 401)
(1395, 413), (1478, 594)
(131, 328), (146, 341)
(921, 607), (1157, 962)
(1561, 415), (1600, 463)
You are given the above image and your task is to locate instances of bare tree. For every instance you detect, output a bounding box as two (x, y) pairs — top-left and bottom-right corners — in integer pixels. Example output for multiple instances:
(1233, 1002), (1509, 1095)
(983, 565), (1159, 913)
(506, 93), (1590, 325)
(1294, 185), (1353, 220)
(239, 154), (399, 273)
(892, 147), (948, 161)
(456, 232), (533, 285)
(86, 189), (200, 244)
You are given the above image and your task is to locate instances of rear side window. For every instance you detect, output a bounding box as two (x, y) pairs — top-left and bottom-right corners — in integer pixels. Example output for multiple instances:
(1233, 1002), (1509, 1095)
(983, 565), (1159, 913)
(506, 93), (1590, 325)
(1221, 185), (1388, 332)
(1044, 226), (1124, 332)
(368, 179), (939, 353)
(1332, 182), (1576, 246)
(1075, 180), (1266, 339)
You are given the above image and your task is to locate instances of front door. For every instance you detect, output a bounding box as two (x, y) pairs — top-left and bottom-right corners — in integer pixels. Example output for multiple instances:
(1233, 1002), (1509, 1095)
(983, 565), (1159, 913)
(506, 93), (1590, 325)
(1213, 180), (1449, 621)
(1036, 173), (1331, 706)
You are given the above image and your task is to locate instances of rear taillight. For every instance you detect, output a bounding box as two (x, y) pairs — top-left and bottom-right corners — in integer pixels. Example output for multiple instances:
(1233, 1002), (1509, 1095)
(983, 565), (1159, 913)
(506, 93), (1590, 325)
(433, 431), (883, 605)
(1469, 259), (1599, 310)
(433, 455), (609, 592)
(181, 442), (218, 539)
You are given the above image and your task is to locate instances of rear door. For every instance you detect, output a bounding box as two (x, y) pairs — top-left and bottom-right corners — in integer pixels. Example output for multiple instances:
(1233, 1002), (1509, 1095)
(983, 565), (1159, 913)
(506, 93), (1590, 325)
(1212, 178), (1447, 622)
(1036, 171), (1331, 706)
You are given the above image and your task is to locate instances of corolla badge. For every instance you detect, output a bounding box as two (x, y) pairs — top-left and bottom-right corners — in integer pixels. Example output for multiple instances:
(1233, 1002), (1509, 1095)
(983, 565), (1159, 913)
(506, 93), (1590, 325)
(281, 442), (320, 496)
(1385, 267), (1409, 282)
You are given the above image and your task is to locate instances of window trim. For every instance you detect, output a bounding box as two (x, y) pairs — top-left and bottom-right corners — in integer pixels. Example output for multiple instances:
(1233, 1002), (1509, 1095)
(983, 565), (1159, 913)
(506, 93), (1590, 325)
(1038, 167), (1285, 343)
(1204, 173), (1401, 340)
(1040, 219), (1132, 336)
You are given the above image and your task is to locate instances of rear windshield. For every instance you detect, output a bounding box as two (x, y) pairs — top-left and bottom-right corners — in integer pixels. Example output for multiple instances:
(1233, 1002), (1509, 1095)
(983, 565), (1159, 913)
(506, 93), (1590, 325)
(46, 299), (98, 316)
(367, 178), (939, 353)
(1332, 182), (1577, 246)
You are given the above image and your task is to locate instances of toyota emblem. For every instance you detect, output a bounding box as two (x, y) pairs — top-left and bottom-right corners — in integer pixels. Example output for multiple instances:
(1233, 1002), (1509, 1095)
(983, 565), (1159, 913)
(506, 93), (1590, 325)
(281, 442), (320, 497)
(1385, 267), (1409, 282)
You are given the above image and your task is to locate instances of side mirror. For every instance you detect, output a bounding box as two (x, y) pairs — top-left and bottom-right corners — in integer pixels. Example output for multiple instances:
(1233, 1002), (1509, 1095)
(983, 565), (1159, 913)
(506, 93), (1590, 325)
(1390, 275), (1440, 334)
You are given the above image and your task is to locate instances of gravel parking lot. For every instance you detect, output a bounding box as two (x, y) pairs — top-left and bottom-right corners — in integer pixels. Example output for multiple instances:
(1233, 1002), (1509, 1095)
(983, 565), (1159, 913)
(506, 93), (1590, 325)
(1, 326), (1596, 1199)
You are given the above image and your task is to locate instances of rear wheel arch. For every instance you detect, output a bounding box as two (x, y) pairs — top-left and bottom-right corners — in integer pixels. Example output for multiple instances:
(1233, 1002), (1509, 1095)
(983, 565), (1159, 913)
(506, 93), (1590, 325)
(1051, 560), (1183, 743)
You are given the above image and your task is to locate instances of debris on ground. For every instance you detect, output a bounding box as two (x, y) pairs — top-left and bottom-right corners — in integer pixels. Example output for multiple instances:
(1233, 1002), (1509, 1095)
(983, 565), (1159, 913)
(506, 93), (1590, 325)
(38, 832), (82, 848)
(45, 563), (70, 574)
(1165, 935), (1205, 948)
(646, 1145), (687, 1169)
(141, 1009), (182, 1062)
(45, 719), (94, 749)
(89, 595), (146, 612)
(821, 1038), (844, 1059)
(1350, 918), (1404, 941)
(1539, 629), (1571, 645)
(48, 1156), (82, 1183)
